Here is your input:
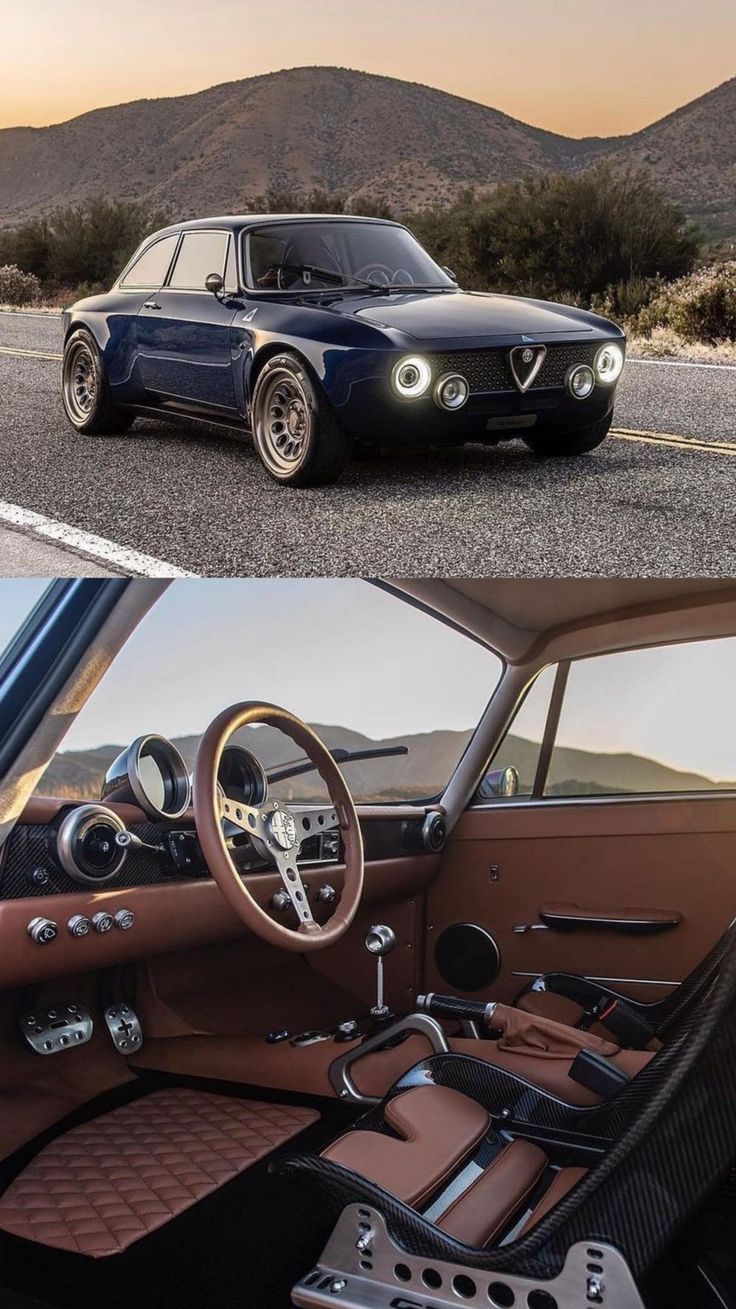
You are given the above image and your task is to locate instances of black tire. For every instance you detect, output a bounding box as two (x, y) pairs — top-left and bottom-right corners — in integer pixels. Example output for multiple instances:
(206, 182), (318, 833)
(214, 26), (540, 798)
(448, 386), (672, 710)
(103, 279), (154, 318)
(251, 352), (351, 486)
(62, 328), (134, 434)
(523, 413), (612, 457)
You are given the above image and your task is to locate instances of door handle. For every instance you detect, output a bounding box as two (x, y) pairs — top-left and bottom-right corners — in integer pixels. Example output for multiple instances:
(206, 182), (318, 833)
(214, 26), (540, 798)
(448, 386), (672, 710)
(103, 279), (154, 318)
(538, 902), (682, 934)
(143, 300), (161, 310)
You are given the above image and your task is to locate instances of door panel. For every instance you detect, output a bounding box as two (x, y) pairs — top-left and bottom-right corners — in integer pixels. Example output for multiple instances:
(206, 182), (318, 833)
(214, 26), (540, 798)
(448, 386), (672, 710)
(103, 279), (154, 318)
(425, 796), (736, 1006)
(136, 291), (239, 411)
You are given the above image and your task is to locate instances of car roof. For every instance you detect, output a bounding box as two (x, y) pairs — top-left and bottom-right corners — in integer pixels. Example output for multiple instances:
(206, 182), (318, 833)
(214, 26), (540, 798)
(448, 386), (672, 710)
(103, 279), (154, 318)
(152, 214), (404, 237)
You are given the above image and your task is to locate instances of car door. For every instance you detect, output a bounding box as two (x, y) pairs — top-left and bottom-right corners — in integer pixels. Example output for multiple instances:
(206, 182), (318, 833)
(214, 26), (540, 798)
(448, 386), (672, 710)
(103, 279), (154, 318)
(136, 229), (240, 413)
(424, 639), (736, 1007)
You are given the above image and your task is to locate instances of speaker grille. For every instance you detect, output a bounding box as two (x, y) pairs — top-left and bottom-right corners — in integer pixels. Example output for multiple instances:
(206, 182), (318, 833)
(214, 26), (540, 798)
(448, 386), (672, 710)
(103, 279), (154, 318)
(434, 922), (501, 992)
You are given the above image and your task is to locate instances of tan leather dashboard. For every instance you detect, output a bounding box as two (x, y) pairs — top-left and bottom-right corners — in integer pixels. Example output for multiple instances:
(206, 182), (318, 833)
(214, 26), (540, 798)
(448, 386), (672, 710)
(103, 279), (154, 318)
(0, 794), (440, 990)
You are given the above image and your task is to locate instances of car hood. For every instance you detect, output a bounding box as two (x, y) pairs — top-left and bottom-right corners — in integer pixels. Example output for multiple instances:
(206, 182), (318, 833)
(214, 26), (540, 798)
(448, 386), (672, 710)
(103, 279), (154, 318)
(330, 290), (604, 342)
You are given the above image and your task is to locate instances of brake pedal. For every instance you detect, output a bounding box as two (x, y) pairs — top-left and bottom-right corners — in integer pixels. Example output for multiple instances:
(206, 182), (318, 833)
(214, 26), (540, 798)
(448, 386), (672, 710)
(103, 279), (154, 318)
(19, 1003), (93, 1055)
(104, 1004), (143, 1054)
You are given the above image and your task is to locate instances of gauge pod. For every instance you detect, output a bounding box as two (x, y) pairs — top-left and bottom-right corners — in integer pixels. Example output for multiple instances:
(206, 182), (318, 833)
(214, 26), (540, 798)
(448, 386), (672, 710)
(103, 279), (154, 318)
(217, 745), (268, 808)
(56, 804), (128, 884)
(101, 734), (191, 820)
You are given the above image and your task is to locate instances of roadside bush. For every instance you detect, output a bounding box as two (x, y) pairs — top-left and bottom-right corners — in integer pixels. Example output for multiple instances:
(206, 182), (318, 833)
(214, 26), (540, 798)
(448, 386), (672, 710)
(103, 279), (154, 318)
(631, 261), (736, 343)
(409, 166), (700, 303)
(0, 196), (172, 294)
(0, 263), (41, 305)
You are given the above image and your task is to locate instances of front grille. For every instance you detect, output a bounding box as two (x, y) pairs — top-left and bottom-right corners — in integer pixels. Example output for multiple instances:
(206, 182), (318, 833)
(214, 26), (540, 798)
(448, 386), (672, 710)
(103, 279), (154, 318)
(431, 342), (601, 394)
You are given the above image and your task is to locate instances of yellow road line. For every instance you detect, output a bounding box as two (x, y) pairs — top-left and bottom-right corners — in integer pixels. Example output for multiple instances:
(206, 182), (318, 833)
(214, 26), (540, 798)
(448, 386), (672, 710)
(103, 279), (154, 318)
(612, 428), (736, 456)
(0, 346), (62, 361)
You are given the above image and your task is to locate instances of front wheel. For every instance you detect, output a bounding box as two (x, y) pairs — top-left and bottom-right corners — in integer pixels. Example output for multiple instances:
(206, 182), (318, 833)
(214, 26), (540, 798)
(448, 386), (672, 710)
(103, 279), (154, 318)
(523, 413), (612, 457)
(61, 328), (133, 434)
(251, 353), (351, 486)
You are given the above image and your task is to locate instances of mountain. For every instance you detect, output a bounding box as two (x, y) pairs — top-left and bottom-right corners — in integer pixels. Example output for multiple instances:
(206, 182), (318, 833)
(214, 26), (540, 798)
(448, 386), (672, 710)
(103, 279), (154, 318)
(36, 726), (734, 805)
(0, 67), (733, 235)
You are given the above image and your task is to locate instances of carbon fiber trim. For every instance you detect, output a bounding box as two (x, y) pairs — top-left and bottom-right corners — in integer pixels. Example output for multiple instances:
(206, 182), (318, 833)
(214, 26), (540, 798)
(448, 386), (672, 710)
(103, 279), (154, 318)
(277, 928), (736, 1282)
(0, 822), (208, 898)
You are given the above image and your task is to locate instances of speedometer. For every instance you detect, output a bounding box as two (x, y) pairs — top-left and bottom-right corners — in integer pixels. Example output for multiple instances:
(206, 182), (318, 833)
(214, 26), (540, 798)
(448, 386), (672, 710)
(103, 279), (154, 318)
(101, 734), (191, 820)
(217, 745), (268, 807)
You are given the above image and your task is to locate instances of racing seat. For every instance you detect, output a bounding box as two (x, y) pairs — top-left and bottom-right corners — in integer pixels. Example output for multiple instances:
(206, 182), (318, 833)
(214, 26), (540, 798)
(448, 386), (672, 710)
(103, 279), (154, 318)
(516, 915), (736, 1048)
(280, 919), (736, 1303)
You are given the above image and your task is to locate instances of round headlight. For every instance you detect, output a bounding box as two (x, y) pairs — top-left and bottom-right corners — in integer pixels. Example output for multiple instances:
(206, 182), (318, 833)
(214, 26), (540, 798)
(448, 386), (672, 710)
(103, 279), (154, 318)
(566, 364), (596, 400)
(595, 343), (624, 384)
(392, 355), (432, 399)
(434, 372), (470, 411)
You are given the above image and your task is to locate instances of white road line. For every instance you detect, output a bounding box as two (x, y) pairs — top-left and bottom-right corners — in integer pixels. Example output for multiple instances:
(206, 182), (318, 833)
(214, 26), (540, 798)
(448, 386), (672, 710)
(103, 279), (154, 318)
(0, 500), (197, 578)
(628, 357), (736, 373)
(0, 310), (62, 319)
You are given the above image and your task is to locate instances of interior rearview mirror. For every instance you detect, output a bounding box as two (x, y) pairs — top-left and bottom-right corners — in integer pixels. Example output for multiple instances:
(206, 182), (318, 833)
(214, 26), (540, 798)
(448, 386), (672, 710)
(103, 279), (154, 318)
(476, 765), (520, 801)
(205, 271), (225, 297)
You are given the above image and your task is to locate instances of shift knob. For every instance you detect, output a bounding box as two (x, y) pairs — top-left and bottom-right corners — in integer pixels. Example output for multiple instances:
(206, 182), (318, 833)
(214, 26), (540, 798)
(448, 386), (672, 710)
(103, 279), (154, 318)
(365, 924), (396, 957)
(365, 924), (396, 1017)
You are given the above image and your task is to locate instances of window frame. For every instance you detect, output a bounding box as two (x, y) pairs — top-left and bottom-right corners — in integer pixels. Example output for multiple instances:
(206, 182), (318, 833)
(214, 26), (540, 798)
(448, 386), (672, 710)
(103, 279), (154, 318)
(471, 637), (736, 808)
(118, 232), (181, 292)
(164, 228), (232, 293)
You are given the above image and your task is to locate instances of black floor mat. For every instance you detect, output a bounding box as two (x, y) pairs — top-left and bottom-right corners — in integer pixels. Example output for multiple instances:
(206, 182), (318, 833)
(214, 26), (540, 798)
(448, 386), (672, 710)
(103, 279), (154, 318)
(0, 1073), (356, 1309)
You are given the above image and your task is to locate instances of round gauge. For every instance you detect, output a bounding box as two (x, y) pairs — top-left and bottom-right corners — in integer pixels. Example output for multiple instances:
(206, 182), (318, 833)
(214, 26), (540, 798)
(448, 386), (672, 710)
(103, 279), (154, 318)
(101, 734), (191, 820)
(56, 804), (128, 884)
(218, 745), (268, 808)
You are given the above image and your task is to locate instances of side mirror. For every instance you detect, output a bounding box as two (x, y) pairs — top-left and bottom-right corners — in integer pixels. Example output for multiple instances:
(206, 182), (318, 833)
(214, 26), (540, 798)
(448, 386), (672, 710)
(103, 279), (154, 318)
(476, 766), (520, 801)
(442, 265), (458, 283)
(205, 271), (225, 297)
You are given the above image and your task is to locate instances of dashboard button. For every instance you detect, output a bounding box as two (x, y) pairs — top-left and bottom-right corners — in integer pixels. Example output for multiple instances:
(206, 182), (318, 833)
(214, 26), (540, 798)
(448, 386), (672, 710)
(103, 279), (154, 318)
(27, 917), (58, 945)
(91, 911), (114, 934)
(113, 909), (135, 931)
(67, 915), (92, 938)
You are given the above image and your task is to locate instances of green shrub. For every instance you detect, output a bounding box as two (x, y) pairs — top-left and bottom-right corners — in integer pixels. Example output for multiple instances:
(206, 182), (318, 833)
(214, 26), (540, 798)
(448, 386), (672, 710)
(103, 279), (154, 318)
(632, 261), (736, 343)
(408, 166), (700, 303)
(0, 264), (41, 305)
(0, 196), (172, 293)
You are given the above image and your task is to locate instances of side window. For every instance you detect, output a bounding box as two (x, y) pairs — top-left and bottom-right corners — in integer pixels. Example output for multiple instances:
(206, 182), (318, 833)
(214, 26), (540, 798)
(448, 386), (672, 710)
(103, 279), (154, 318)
(546, 638), (736, 797)
(168, 231), (229, 290)
(476, 665), (557, 800)
(224, 237), (238, 292)
(120, 234), (179, 289)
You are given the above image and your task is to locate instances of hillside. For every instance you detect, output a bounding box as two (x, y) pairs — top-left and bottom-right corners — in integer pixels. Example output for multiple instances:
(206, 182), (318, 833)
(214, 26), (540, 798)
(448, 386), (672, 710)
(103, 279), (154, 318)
(36, 726), (734, 804)
(0, 67), (732, 235)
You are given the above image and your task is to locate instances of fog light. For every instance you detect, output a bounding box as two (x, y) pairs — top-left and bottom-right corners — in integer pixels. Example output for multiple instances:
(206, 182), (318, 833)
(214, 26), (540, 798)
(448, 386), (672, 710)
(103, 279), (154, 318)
(434, 372), (469, 411)
(566, 364), (596, 400)
(392, 355), (432, 399)
(595, 342), (624, 384)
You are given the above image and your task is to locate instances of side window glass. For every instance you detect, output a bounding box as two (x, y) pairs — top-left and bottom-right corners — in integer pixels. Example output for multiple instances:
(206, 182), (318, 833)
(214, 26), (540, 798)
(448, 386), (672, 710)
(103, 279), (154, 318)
(546, 638), (736, 797)
(475, 665), (557, 800)
(168, 231), (229, 290)
(224, 238), (238, 292)
(120, 235), (178, 289)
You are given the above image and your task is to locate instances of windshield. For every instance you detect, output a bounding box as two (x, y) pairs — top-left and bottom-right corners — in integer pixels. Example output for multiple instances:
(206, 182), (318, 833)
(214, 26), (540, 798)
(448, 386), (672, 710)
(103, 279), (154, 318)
(37, 579), (501, 804)
(246, 221), (454, 293)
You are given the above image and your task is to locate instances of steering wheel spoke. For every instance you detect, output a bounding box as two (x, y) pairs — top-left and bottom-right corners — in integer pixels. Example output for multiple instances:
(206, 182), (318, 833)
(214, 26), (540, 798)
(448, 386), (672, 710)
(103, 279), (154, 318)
(219, 796), (266, 838)
(289, 804), (340, 840)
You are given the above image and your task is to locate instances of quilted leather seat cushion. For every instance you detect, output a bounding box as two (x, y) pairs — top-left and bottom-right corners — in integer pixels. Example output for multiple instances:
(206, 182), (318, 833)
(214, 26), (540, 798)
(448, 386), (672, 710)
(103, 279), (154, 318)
(0, 1088), (318, 1257)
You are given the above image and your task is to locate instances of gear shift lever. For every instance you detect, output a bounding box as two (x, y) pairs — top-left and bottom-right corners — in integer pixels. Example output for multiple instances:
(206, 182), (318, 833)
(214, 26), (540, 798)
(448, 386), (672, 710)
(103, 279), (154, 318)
(365, 924), (396, 1019)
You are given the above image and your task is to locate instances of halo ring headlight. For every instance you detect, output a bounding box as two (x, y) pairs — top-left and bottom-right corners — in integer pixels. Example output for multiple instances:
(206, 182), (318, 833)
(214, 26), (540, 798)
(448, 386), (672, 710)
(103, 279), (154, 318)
(434, 372), (470, 411)
(392, 355), (432, 399)
(595, 343), (624, 384)
(566, 364), (596, 400)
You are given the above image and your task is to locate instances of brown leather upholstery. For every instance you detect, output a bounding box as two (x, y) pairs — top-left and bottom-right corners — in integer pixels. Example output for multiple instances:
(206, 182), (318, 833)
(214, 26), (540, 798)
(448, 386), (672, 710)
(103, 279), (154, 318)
(0, 1088), (317, 1257)
(436, 1140), (547, 1246)
(322, 1085), (490, 1207)
(517, 989), (586, 1028)
(492, 1003), (619, 1059)
(519, 1165), (588, 1234)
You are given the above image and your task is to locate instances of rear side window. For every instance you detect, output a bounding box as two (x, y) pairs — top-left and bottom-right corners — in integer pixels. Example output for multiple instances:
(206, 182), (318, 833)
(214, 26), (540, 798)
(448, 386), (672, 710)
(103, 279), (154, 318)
(120, 234), (179, 289)
(168, 231), (229, 290)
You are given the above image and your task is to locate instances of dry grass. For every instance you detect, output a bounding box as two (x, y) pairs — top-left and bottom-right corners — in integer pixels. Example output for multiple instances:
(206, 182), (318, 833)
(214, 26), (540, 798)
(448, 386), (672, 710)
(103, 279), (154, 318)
(0, 302), (63, 314)
(628, 327), (736, 365)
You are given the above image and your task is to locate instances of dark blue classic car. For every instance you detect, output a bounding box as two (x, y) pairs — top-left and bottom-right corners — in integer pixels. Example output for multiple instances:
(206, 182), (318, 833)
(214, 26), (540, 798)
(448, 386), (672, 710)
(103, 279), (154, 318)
(61, 215), (626, 486)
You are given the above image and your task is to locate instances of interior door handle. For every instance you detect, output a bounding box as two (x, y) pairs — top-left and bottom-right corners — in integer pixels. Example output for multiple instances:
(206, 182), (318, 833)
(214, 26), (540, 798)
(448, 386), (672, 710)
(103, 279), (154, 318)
(143, 300), (161, 310)
(538, 902), (682, 934)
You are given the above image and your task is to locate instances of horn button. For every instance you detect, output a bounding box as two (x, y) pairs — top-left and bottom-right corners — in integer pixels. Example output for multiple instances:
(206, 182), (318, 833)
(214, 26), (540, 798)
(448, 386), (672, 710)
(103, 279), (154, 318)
(269, 808), (299, 850)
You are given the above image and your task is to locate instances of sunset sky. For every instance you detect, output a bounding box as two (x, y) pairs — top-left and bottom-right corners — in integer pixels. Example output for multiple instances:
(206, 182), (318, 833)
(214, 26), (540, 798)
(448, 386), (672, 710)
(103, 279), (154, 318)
(0, 0), (733, 136)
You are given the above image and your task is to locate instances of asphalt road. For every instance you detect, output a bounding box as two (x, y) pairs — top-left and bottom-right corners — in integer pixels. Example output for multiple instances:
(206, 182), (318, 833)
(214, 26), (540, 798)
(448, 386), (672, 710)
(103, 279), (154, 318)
(0, 312), (734, 577)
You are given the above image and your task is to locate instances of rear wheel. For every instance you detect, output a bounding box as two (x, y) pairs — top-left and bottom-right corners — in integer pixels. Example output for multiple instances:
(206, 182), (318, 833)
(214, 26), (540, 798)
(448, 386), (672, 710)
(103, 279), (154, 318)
(62, 329), (133, 434)
(251, 353), (351, 486)
(523, 413), (612, 457)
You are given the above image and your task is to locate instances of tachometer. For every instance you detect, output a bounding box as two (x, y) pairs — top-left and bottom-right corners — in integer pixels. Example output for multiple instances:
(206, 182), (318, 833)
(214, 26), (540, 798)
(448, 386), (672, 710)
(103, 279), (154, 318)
(217, 745), (268, 808)
(101, 734), (191, 820)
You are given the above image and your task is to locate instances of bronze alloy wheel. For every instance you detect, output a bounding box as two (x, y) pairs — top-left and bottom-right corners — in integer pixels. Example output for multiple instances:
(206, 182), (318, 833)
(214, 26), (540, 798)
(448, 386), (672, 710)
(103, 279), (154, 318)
(255, 366), (314, 475)
(62, 340), (99, 426)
